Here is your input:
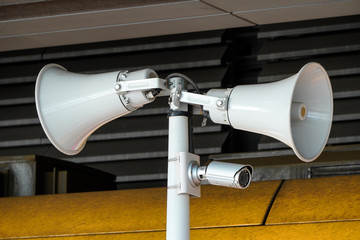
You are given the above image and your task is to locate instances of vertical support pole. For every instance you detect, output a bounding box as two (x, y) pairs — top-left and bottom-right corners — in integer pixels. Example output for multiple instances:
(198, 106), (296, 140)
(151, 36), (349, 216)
(167, 77), (190, 240)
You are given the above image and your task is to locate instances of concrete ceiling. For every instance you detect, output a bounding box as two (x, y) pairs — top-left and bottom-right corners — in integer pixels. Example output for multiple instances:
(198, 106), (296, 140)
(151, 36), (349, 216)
(1, 0), (360, 52)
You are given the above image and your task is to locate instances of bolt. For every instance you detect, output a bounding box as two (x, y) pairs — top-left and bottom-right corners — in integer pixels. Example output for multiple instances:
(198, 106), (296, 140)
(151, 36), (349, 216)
(123, 97), (129, 105)
(216, 99), (224, 107)
(118, 71), (128, 81)
(114, 84), (121, 91)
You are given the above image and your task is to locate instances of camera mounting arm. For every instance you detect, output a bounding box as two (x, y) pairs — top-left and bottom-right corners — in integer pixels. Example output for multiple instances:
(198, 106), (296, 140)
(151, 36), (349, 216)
(170, 151), (253, 199)
(188, 160), (253, 189)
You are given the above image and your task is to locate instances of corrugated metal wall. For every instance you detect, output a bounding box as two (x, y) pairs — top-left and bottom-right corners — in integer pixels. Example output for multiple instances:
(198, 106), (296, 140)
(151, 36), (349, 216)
(0, 15), (359, 189)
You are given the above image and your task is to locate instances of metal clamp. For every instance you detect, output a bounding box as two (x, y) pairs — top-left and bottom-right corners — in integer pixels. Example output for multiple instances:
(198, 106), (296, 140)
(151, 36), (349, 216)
(114, 71), (128, 94)
(172, 152), (201, 198)
(168, 85), (182, 110)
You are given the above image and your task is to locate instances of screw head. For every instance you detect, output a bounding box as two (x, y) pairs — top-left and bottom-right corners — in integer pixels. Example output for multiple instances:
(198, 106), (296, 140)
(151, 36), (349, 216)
(216, 100), (224, 107)
(114, 84), (121, 91)
(123, 96), (129, 104)
(119, 71), (128, 81)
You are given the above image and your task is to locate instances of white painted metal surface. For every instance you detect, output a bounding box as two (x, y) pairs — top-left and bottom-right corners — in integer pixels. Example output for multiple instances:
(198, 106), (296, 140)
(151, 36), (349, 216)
(228, 63), (333, 162)
(35, 64), (157, 155)
(167, 115), (190, 240)
(205, 63), (333, 162)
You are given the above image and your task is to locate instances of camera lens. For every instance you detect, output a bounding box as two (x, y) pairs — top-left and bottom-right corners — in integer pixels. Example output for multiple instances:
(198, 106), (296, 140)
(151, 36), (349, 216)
(237, 168), (251, 188)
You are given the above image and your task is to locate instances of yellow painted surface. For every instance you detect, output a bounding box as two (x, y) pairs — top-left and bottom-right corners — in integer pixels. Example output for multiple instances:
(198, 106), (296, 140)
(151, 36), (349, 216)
(2, 175), (359, 239)
(4, 221), (360, 240)
(0, 188), (167, 239)
(190, 181), (281, 228)
(267, 175), (360, 224)
(0, 180), (281, 239)
(191, 221), (360, 240)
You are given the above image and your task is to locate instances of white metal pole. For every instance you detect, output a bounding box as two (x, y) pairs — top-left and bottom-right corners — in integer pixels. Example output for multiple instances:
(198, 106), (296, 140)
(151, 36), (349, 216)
(167, 114), (190, 240)
(166, 76), (191, 240)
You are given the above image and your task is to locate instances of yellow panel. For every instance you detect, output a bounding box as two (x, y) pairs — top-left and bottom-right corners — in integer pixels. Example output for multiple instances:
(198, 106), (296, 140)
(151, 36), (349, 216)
(8, 221), (360, 240)
(191, 221), (360, 240)
(191, 181), (281, 228)
(0, 181), (281, 239)
(0, 188), (167, 239)
(13, 231), (166, 240)
(267, 175), (360, 224)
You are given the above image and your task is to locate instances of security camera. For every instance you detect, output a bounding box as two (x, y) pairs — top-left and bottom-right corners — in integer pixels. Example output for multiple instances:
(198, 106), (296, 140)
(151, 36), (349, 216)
(189, 161), (253, 189)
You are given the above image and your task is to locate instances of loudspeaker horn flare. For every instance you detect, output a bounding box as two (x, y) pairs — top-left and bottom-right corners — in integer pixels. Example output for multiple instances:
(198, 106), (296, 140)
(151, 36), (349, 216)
(207, 62), (333, 162)
(35, 64), (157, 155)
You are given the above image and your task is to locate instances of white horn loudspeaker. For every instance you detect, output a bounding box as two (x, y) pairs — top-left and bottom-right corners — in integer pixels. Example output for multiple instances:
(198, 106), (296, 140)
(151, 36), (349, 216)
(35, 62), (333, 163)
(205, 62), (333, 162)
(35, 64), (159, 155)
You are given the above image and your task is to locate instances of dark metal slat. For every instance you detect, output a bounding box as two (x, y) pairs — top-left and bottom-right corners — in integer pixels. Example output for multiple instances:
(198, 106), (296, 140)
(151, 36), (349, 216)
(57, 132), (228, 164)
(258, 120), (360, 150)
(333, 98), (360, 122)
(258, 15), (360, 39)
(258, 53), (360, 83)
(258, 32), (360, 61)
(332, 75), (360, 99)
(42, 30), (224, 61)
(0, 104), (38, 122)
